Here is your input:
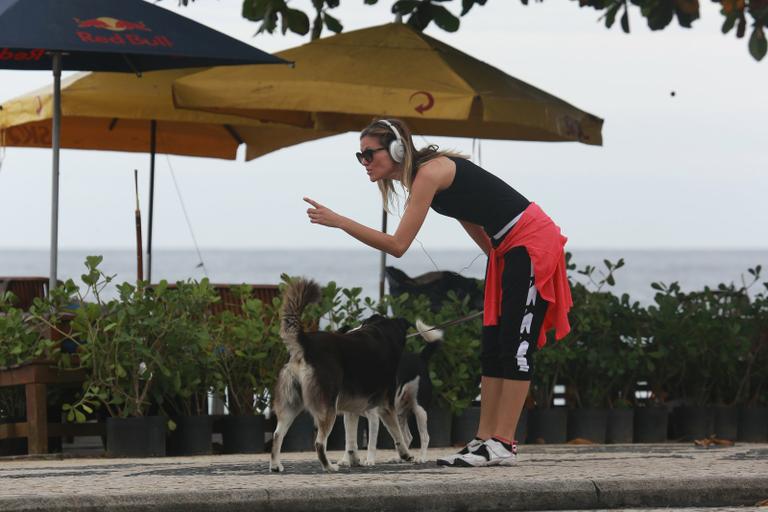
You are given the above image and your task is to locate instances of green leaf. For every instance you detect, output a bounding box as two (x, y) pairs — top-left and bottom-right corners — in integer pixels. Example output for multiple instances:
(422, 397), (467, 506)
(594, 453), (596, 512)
(722, 12), (738, 34)
(323, 13), (344, 34)
(749, 27), (767, 61)
(242, 0), (267, 21)
(432, 5), (460, 32)
(284, 7), (310, 35)
(621, 10), (630, 33)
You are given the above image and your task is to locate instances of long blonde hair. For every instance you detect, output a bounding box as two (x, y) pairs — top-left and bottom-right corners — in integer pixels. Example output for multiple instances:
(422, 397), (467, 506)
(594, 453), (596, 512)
(360, 118), (466, 212)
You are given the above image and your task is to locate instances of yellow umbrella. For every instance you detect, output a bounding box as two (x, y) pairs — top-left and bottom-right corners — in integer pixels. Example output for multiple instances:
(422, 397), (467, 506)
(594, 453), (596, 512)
(0, 68), (339, 280)
(173, 23), (603, 145)
(0, 68), (338, 159)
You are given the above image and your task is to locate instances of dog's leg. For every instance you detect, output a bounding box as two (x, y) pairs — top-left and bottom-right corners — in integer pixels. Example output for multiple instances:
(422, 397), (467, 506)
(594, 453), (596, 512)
(314, 410), (339, 472)
(339, 413), (362, 467)
(270, 407), (300, 473)
(378, 406), (414, 463)
(364, 411), (380, 466)
(412, 404), (430, 464)
(398, 410), (412, 448)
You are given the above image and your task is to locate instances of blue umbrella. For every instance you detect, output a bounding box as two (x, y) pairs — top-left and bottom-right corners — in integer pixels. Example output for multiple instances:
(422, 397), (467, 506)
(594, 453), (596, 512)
(0, 0), (287, 289)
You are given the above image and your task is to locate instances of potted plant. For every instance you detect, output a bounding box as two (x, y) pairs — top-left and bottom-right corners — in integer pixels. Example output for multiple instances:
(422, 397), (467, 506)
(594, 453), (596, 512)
(156, 279), (219, 456)
(63, 256), (188, 457)
(737, 268), (768, 442)
(562, 258), (644, 444)
(209, 284), (284, 454)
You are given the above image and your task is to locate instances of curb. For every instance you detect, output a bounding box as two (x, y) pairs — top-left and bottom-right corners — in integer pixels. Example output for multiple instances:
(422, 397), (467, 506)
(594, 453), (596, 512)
(1, 476), (766, 511)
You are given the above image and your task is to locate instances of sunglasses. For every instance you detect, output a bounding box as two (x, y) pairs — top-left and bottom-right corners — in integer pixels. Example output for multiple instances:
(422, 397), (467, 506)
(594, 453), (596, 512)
(355, 147), (387, 164)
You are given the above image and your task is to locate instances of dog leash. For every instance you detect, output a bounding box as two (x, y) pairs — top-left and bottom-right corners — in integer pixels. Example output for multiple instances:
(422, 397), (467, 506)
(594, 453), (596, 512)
(406, 310), (483, 338)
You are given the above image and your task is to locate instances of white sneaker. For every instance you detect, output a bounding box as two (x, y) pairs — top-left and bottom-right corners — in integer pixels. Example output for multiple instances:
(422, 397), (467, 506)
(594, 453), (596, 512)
(436, 438), (484, 466)
(452, 438), (517, 467)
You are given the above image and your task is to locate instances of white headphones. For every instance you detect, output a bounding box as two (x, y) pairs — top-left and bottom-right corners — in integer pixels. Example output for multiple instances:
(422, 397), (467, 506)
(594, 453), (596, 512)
(378, 119), (405, 163)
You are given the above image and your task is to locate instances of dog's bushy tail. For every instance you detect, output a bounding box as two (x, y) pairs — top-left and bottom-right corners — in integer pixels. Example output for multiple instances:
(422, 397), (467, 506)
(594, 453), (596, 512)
(280, 278), (321, 357)
(415, 318), (443, 363)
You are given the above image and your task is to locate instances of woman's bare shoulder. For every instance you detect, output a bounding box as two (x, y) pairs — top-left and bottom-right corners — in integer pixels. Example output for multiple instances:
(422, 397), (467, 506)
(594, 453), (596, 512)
(416, 155), (457, 190)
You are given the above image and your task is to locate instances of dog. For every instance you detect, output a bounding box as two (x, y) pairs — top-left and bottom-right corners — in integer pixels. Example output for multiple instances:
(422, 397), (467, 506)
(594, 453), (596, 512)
(340, 318), (442, 466)
(269, 278), (414, 473)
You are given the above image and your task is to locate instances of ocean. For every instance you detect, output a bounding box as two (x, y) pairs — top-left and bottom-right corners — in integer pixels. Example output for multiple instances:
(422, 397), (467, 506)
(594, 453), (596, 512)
(0, 248), (766, 305)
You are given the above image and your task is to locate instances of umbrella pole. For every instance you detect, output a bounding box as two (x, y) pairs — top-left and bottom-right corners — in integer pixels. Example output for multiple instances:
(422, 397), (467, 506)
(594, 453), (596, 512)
(147, 120), (157, 284)
(134, 170), (144, 284)
(379, 207), (387, 301)
(48, 52), (62, 293)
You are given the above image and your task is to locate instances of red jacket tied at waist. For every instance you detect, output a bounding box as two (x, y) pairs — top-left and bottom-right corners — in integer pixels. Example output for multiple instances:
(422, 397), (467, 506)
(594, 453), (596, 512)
(483, 203), (573, 348)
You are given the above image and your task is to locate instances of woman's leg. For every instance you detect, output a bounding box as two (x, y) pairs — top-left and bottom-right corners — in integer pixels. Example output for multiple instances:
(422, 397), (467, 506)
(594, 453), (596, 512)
(476, 376), (503, 439)
(494, 379), (530, 441)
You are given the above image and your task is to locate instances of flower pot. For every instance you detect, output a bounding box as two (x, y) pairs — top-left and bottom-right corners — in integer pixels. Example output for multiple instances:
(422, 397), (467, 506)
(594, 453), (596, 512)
(515, 408), (528, 445)
(713, 406), (739, 441)
(527, 408), (567, 444)
(633, 407), (668, 443)
(0, 437), (27, 456)
(167, 415), (213, 456)
(451, 406), (480, 446)
(378, 406), (452, 449)
(424, 406), (452, 447)
(106, 416), (166, 458)
(671, 406), (714, 441)
(606, 408), (634, 444)
(567, 408), (607, 443)
(280, 411), (315, 452)
(738, 406), (768, 442)
(221, 415), (265, 454)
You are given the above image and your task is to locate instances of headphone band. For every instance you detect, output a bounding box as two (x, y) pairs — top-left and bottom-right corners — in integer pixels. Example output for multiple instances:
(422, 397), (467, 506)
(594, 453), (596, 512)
(378, 119), (400, 140)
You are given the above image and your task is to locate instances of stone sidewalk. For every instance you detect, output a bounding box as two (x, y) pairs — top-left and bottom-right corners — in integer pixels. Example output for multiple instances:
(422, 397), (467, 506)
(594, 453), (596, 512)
(0, 443), (766, 511)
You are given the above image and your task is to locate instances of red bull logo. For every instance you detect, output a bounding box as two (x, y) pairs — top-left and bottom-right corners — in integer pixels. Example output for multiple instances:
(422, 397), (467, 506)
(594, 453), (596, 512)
(0, 48), (45, 62)
(74, 17), (151, 32)
(74, 17), (173, 48)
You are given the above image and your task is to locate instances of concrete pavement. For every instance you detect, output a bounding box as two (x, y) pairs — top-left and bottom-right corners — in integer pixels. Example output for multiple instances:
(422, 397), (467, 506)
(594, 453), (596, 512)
(0, 443), (766, 511)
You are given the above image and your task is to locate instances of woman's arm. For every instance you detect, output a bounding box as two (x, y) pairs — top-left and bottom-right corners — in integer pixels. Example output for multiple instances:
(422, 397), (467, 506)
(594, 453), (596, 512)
(459, 220), (492, 256)
(304, 161), (447, 257)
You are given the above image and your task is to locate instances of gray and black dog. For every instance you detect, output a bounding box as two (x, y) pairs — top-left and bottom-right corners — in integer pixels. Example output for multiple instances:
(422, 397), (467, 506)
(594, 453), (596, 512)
(270, 278), (415, 473)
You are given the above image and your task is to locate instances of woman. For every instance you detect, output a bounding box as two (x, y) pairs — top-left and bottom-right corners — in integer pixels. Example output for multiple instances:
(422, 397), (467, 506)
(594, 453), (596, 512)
(304, 118), (572, 467)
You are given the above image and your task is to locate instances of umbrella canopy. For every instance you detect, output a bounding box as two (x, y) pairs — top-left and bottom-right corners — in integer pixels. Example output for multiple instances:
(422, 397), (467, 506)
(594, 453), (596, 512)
(0, 68), (338, 281)
(0, 0), (285, 71)
(172, 23), (603, 145)
(0, 0), (286, 290)
(0, 69), (337, 160)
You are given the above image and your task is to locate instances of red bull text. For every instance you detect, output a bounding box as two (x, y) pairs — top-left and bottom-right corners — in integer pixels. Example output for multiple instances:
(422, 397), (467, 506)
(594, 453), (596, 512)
(0, 48), (46, 62)
(73, 17), (170, 48)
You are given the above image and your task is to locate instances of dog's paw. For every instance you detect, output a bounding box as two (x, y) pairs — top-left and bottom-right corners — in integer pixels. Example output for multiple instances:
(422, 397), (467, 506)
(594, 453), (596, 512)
(399, 453), (414, 463)
(324, 463), (339, 473)
(414, 456), (428, 464)
(362, 457), (376, 466)
(339, 453), (362, 467)
(269, 463), (284, 473)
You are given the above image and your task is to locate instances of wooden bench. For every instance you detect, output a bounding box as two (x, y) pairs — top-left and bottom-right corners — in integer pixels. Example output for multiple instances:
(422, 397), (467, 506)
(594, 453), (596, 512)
(0, 277), (49, 310)
(158, 283), (280, 316)
(0, 361), (101, 455)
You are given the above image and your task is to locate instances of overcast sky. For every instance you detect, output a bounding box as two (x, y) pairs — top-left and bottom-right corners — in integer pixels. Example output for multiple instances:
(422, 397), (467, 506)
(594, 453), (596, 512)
(0, 1), (765, 251)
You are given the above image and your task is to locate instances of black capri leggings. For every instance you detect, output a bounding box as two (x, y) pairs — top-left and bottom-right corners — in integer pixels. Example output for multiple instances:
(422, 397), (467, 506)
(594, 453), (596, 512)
(481, 246), (548, 381)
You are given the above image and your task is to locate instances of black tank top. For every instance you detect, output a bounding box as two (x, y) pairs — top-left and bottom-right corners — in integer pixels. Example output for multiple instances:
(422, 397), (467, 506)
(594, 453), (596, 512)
(428, 157), (530, 238)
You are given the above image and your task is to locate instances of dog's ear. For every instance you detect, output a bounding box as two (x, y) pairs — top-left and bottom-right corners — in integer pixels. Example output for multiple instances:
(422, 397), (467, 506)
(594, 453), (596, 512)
(362, 314), (386, 326)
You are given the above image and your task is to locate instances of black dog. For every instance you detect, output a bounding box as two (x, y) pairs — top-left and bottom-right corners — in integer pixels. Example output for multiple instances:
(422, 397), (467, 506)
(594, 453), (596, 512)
(270, 278), (414, 472)
(356, 318), (442, 465)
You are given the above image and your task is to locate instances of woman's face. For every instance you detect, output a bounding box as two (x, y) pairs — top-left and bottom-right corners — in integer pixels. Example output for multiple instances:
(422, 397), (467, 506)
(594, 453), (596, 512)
(359, 135), (401, 182)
